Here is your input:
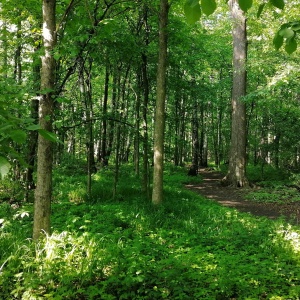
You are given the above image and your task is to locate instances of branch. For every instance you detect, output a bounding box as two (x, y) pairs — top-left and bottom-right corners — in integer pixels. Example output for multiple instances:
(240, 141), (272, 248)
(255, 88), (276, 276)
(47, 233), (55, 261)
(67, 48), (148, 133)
(58, 117), (134, 130)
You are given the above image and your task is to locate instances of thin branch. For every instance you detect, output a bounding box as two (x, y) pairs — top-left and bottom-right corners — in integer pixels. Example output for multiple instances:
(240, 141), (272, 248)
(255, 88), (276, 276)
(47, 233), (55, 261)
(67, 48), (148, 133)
(59, 117), (134, 130)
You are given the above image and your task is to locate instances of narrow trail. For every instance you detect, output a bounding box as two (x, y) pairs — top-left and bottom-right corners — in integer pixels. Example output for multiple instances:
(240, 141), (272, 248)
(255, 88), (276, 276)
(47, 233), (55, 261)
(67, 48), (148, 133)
(185, 168), (300, 224)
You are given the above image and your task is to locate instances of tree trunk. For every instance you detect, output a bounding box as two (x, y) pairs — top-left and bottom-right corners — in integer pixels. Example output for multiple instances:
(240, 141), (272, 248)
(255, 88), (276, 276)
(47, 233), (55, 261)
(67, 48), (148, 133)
(101, 64), (110, 166)
(199, 104), (208, 167)
(2, 22), (8, 78)
(134, 70), (141, 176)
(33, 0), (56, 240)
(222, 0), (248, 187)
(152, 0), (169, 205)
(191, 97), (199, 169)
(140, 5), (151, 198)
(25, 42), (41, 198)
(78, 57), (95, 199)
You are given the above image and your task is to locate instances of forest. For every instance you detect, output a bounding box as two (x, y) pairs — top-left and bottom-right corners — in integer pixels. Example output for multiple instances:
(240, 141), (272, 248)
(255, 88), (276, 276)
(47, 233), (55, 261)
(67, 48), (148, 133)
(1, 0), (300, 299)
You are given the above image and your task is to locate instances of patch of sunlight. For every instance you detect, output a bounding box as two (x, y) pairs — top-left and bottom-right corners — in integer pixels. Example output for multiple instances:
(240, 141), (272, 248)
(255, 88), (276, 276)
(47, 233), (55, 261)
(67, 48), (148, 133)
(276, 224), (300, 253)
(93, 173), (103, 181)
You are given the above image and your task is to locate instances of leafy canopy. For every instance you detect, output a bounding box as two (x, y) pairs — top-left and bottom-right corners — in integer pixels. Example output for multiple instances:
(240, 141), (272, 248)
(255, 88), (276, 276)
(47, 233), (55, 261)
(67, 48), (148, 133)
(183, 0), (300, 53)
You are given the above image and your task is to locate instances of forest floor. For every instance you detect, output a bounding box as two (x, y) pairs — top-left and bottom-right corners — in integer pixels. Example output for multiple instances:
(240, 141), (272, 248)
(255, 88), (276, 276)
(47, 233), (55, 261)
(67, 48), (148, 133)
(186, 168), (300, 225)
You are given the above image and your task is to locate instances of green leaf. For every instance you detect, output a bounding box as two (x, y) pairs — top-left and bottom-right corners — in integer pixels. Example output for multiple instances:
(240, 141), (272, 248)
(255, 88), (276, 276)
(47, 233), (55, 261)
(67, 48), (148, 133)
(285, 38), (297, 54)
(279, 28), (295, 39)
(238, 0), (253, 12)
(56, 97), (71, 104)
(291, 23), (300, 32)
(0, 124), (13, 133)
(270, 0), (284, 10)
(10, 130), (26, 144)
(38, 129), (64, 144)
(257, 3), (265, 18)
(273, 33), (283, 50)
(201, 0), (216, 16)
(0, 157), (10, 179)
(184, 0), (201, 24)
(26, 124), (41, 130)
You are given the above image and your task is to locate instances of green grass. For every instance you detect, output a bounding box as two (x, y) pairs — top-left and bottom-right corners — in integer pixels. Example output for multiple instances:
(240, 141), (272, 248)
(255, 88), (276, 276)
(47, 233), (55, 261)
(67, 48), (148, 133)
(1, 164), (300, 299)
(245, 165), (300, 204)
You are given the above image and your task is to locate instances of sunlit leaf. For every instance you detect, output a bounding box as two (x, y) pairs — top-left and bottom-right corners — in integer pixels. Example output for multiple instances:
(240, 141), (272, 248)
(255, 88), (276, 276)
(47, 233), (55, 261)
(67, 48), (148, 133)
(0, 156), (10, 179)
(184, 0), (201, 24)
(201, 0), (216, 16)
(238, 0), (252, 12)
(279, 28), (295, 39)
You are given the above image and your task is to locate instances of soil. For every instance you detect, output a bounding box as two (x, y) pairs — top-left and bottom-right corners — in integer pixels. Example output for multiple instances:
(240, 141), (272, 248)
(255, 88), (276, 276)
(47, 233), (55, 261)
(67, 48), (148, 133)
(185, 168), (300, 225)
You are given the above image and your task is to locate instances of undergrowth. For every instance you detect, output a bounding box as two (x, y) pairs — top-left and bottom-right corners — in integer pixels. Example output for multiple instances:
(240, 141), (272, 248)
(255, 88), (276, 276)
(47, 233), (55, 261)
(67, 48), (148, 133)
(246, 165), (300, 204)
(1, 163), (300, 299)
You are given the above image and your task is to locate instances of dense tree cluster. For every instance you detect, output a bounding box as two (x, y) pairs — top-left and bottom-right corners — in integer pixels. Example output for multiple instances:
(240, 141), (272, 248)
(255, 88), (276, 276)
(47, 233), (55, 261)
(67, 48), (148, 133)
(0, 0), (299, 237)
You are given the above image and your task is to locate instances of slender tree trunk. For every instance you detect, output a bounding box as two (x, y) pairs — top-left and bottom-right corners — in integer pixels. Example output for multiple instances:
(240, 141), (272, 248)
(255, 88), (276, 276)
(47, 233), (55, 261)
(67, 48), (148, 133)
(152, 0), (169, 205)
(134, 70), (141, 176)
(101, 65), (110, 166)
(14, 18), (22, 84)
(33, 0), (56, 240)
(2, 22), (8, 78)
(79, 57), (96, 198)
(141, 55), (150, 197)
(25, 43), (41, 198)
(12, 18), (23, 181)
(140, 5), (151, 197)
(106, 67), (118, 165)
(199, 104), (208, 167)
(191, 99), (199, 169)
(273, 131), (280, 169)
(222, 0), (248, 187)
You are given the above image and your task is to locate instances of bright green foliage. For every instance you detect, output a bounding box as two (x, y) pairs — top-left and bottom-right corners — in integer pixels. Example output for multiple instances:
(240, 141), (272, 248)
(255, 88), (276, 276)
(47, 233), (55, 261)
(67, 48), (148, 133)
(183, 0), (286, 24)
(183, 0), (296, 53)
(275, 22), (300, 54)
(0, 82), (32, 178)
(2, 165), (300, 299)
(0, 157), (11, 179)
(184, 0), (202, 24)
(201, 0), (217, 16)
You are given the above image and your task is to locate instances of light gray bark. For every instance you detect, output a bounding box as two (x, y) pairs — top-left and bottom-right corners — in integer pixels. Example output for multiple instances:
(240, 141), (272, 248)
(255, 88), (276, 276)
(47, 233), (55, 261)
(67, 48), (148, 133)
(223, 0), (248, 187)
(33, 0), (56, 240)
(152, 0), (169, 205)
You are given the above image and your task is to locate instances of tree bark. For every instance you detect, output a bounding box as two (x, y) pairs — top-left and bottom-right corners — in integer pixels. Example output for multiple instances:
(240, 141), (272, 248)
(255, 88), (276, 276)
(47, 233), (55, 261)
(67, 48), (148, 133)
(33, 0), (56, 240)
(78, 57), (95, 199)
(222, 0), (248, 187)
(152, 0), (169, 205)
(101, 64), (110, 166)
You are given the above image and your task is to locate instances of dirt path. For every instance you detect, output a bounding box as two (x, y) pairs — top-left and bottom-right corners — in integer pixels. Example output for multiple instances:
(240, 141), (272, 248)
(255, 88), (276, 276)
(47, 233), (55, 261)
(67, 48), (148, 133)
(186, 168), (300, 224)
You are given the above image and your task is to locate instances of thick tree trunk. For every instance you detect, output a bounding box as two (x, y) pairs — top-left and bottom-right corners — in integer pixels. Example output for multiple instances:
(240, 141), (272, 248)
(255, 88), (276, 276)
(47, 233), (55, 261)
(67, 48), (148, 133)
(222, 0), (248, 187)
(152, 0), (169, 205)
(33, 0), (56, 240)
